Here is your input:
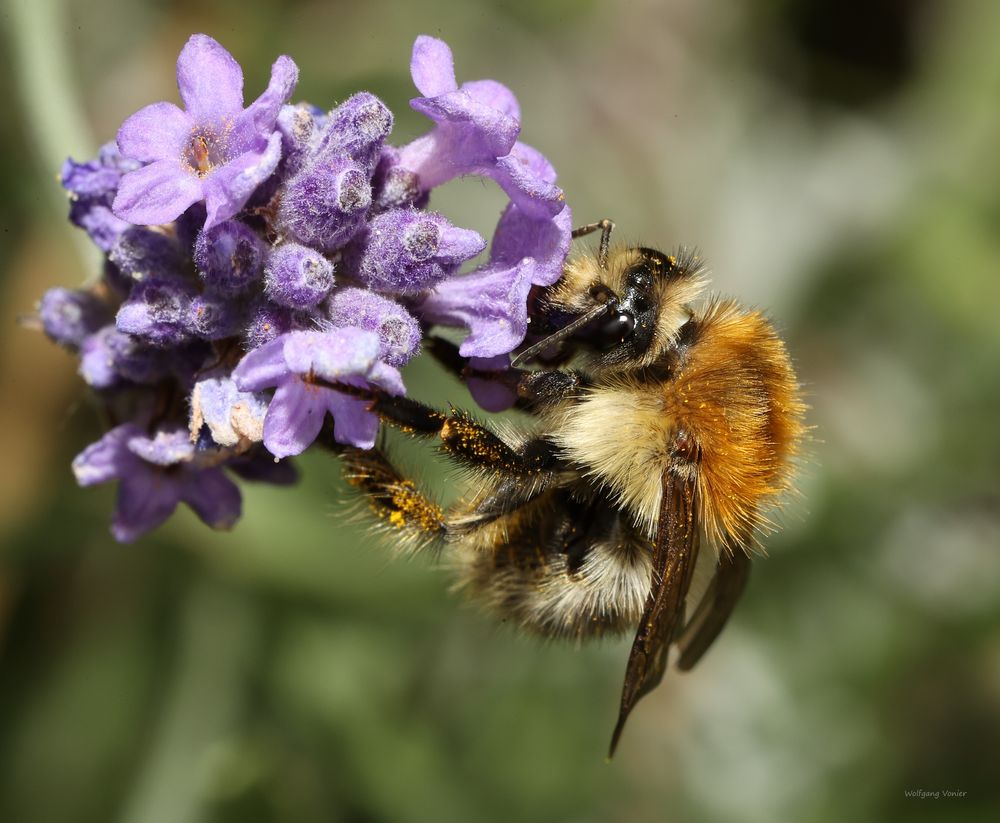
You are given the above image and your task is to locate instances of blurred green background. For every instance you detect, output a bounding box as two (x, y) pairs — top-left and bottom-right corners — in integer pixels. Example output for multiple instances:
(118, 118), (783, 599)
(2, 0), (999, 821)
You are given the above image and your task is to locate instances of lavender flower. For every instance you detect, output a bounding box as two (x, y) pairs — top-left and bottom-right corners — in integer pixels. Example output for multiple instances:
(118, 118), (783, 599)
(420, 201), (573, 357)
(41, 33), (571, 542)
(395, 36), (565, 219)
(190, 373), (269, 447)
(113, 34), (298, 229)
(72, 424), (241, 542)
(232, 328), (404, 456)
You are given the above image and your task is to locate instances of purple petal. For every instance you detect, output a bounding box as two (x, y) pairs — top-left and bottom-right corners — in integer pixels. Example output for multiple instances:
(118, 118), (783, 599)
(176, 34), (244, 121)
(491, 143), (565, 219)
(420, 258), (535, 358)
(231, 336), (289, 391)
(117, 102), (192, 163)
(72, 423), (143, 487)
(324, 392), (379, 449)
(202, 133), (282, 229)
(411, 35), (457, 97)
(228, 451), (299, 485)
(113, 160), (203, 226)
(461, 79), (520, 120)
(262, 379), (328, 458)
(180, 468), (242, 529)
(490, 201), (573, 286)
(112, 468), (181, 543)
(281, 328), (380, 383)
(467, 355), (517, 412)
(190, 374), (268, 447)
(234, 55), (298, 144)
(438, 224), (487, 265)
(410, 90), (520, 159)
(365, 361), (405, 396)
(126, 427), (195, 466)
(467, 379), (518, 413)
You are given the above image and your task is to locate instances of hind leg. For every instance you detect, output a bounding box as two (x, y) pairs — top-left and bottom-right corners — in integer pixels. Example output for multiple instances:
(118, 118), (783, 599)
(327, 439), (446, 552)
(454, 488), (653, 640)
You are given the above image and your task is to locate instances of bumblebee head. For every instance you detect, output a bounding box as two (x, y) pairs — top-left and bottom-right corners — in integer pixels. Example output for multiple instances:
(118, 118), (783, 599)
(516, 246), (707, 370)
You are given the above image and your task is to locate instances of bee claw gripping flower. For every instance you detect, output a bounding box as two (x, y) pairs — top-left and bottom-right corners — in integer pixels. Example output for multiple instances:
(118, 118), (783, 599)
(37, 33), (570, 542)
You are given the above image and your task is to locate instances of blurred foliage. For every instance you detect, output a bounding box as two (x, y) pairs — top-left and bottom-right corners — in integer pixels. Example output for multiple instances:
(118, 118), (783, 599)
(1, 0), (999, 822)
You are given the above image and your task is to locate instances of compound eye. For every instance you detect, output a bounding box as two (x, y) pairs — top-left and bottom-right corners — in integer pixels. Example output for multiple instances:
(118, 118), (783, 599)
(593, 310), (636, 348)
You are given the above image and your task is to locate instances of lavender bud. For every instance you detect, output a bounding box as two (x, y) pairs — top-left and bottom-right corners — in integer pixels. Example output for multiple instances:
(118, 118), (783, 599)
(326, 288), (421, 367)
(174, 203), (208, 256)
(109, 227), (184, 283)
(371, 147), (422, 213)
(317, 92), (393, 173)
(186, 293), (246, 340)
(349, 208), (485, 294)
(275, 155), (372, 251)
(78, 326), (122, 389)
(194, 220), (267, 295)
(244, 302), (294, 350)
(264, 244), (335, 309)
(39, 288), (111, 348)
(277, 103), (320, 175)
(61, 143), (138, 252)
(79, 326), (167, 387)
(116, 275), (195, 347)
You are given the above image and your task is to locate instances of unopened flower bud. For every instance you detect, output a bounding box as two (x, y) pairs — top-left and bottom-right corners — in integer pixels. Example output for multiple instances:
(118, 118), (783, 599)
(275, 155), (372, 251)
(264, 244), (335, 309)
(349, 208), (484, 294)
(327, 288), (421, 367)
(194, 220), (267, 295)
(39, 288), (111, 348)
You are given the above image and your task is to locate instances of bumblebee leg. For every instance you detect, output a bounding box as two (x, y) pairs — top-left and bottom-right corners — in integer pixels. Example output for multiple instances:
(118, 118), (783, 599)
(516, 369), (589, 410)
(427, 336), (589, 415)
(314, 379), (562, 476)
(335, 443), (446, 550)
(571, 218), (615, 268)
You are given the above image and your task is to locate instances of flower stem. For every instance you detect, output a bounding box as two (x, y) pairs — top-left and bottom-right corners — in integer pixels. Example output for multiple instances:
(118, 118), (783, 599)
(2, 0), (99, 265)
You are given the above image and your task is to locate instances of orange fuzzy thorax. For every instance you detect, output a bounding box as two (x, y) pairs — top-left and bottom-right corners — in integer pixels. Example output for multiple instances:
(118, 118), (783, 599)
(666, 298), (805, 550)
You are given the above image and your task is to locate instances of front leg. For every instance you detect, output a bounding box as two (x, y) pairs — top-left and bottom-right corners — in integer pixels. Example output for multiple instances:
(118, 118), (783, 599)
(315, 379), (560, 476)
(516, 369), (589, 410)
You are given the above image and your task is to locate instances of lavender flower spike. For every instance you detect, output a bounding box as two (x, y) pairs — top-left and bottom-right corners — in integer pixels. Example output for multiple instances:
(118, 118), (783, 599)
(72, 424), (241, 542)
(113, 34), (298, 229)
(232, 328), (405, 457)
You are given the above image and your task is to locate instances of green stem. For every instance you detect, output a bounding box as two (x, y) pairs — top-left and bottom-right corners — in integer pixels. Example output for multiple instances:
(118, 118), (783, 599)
(2, 0), (99, 266)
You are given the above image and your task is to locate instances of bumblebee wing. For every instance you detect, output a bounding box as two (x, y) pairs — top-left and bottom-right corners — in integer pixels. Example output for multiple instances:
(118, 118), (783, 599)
(608, 465), (700, 758)
(676, 545), (751, 671)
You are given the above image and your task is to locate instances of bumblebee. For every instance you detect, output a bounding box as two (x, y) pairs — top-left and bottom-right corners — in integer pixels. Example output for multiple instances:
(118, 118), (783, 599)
(325, 219), (806, 755)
